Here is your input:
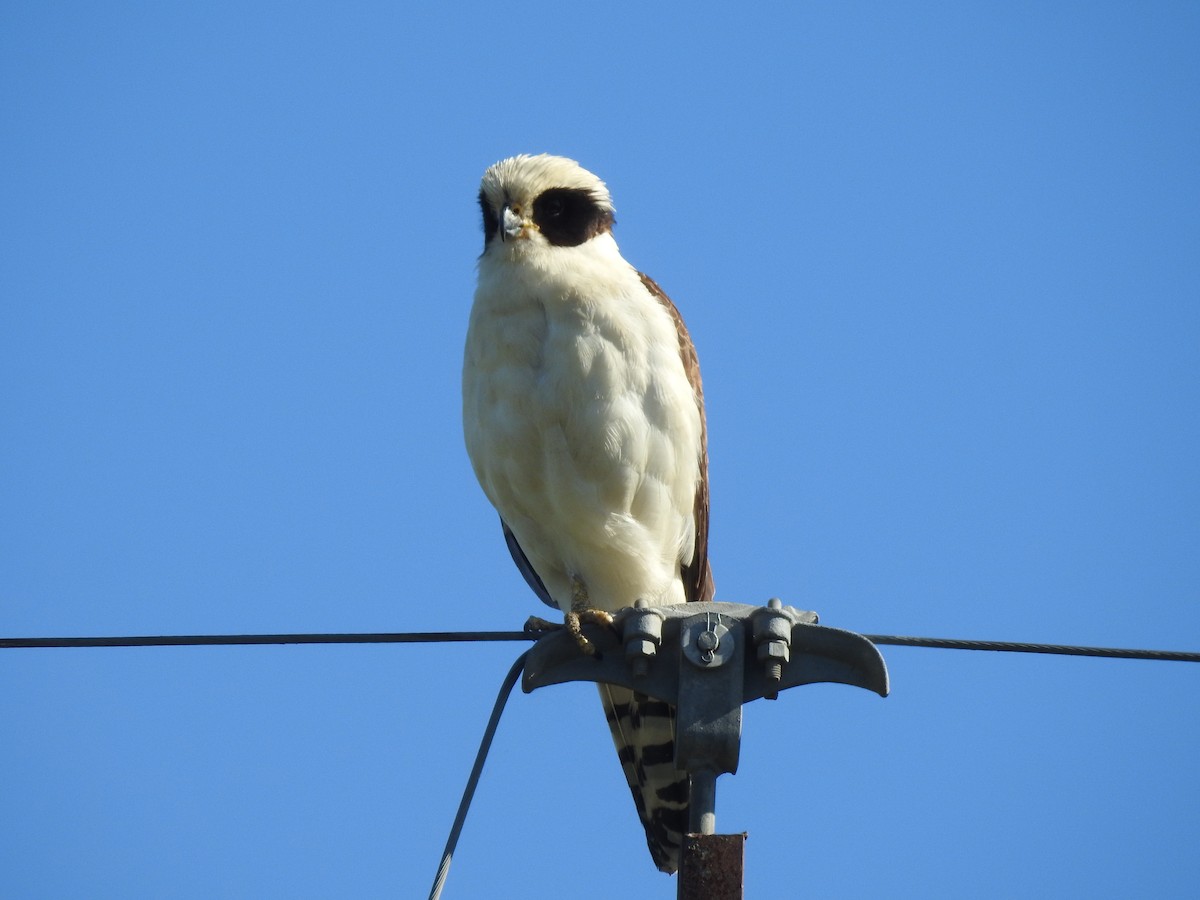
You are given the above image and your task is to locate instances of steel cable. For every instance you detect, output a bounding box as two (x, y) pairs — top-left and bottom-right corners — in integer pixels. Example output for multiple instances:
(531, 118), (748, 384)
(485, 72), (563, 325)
(3, 630), (1197, 661)
(427, 649), (529, 900)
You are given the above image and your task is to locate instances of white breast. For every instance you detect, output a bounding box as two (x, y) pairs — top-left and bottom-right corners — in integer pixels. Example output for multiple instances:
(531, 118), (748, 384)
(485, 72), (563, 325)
(463, 234), (702, 614)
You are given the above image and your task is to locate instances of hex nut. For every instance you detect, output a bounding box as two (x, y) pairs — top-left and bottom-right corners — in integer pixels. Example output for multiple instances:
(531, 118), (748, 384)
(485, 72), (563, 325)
(757, 640), (790, 662)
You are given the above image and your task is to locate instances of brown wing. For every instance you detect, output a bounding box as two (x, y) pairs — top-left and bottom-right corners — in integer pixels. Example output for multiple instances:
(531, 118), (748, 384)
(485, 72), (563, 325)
(638, 272), (714, 604)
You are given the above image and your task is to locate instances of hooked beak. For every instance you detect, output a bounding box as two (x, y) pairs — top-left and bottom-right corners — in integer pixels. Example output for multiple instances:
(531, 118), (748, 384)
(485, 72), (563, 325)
(500, 205), (527, 242)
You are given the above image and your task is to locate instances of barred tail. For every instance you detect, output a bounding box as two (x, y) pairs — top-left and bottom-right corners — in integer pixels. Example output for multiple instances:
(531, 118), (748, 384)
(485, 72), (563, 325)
(598, 682), (689, 873)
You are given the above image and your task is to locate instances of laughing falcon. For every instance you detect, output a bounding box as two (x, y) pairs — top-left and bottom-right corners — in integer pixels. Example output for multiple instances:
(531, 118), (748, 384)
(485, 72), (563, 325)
(462, 154), (713, 873)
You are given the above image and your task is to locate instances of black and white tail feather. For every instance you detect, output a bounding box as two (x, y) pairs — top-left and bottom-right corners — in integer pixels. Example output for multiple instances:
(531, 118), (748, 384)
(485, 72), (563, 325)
(600, 684), (690, 872)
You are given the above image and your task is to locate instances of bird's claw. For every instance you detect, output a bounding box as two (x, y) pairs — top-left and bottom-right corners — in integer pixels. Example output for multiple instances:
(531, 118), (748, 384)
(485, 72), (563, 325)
(565, 608), (615, 656)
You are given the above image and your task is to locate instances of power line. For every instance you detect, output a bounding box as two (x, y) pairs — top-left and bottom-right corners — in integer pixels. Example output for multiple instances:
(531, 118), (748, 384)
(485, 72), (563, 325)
(863, 635), (1200, 663)
(1, 629), (1198, 661)
(0, 631), (531, 649)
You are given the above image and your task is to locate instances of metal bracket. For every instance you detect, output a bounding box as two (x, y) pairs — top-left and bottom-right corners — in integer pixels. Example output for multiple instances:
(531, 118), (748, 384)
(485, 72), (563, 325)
(522, 599), (889, 839)
(523, 599), (888, 702)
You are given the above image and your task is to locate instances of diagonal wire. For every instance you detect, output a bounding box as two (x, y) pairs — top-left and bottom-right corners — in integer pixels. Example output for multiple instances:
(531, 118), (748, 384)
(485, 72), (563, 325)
(427, 648), (529, 900)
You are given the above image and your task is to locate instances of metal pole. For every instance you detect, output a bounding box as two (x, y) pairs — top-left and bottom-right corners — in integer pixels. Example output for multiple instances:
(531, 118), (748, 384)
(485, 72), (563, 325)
(688, 768), (717, 835)
(677, 832), (745, 900)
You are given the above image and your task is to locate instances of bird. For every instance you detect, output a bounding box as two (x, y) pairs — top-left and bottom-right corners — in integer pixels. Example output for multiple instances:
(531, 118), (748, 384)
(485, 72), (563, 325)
(462, 154), (714, 873)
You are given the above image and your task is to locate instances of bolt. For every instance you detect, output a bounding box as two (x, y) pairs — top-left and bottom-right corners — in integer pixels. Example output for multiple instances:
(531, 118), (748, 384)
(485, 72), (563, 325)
(759, 640), (788, 694)
(625, 637), (656, 677)
(684, 620), (728, 669)
(697, 629), (721, 665)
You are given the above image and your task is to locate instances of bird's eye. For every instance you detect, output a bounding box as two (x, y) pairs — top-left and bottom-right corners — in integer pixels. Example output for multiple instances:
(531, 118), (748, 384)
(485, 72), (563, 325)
(532, 188), (608, 247)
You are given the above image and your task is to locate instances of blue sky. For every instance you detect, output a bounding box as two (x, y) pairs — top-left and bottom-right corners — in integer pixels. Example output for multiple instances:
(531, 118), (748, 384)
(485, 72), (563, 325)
(3, 3), (1198, 897)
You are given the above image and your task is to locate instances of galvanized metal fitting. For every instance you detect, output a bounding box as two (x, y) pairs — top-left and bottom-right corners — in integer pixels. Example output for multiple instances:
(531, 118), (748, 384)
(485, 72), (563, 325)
(622, 600), (666, 677)
(751, 598), (794, 699)
(682, 613), (734, 669)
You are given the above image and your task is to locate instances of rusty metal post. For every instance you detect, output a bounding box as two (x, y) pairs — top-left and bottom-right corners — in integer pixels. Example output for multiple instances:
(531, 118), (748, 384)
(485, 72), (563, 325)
(678, 832), (745, 900)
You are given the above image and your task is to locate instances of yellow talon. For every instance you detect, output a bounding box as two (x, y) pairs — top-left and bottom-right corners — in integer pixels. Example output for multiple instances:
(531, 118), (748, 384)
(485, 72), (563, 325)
(525, 577), (616, 655)
(565, 608), (615, 656)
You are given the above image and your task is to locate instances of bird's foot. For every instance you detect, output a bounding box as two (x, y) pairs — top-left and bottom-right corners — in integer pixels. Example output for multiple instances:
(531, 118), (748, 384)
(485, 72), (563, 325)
(565, 608), (615, 657)
(567, 575), (601, 656)
(523, 610), (614, 656)
(525, 576), (615, 655)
